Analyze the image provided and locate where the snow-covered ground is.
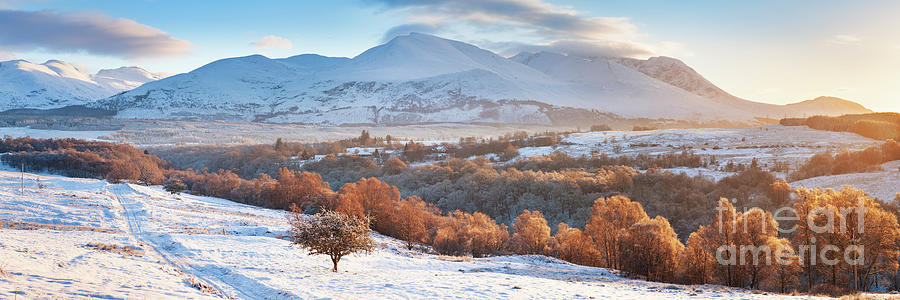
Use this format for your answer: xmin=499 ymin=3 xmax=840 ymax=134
xmin=0 ymin=127 xmax=115 ymax=141
xmin=792 ymin=160 xmax=900 ymax=201
xmin=513 ymin=125 xmax=884 ymax=181
xmin=0 ymin=170 xmax=827 ymax=299
xmin=523 ymin=125 xmax=881 ymax=167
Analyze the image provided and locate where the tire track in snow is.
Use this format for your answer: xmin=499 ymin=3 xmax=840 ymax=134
xmin=107 ymin=183 xmax=294 ymax=299
xmin=107 ymin=183 xmax=238 ymax=299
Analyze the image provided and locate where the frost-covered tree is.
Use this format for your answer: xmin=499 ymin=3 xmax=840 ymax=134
xmin=585 ymin=196 xmax=649 ymax=269
xmin=618 ymin=216 xmax=683 ymax=282
xmin=288 ymin=208 xmax=374 ymax=272
xmin=511 ymin=209 xmax=550 ymax=254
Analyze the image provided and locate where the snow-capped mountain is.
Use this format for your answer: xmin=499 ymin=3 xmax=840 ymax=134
xmin=92 ymin=66 xmax=169 ymax=92
xmin=613 ymin=56 xmax=872 ymax=117
xmin=90 ymin=33 xmax=870 ymax=125
xmin=94 ymin=33 xmax=574 ymax=125
xmin=0 ymin=59 xmax=167 ymax=111
xmin=508 ymin=52 xmax=752 ymax=120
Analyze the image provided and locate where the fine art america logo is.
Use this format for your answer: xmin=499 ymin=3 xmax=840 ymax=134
xmin=715 ymin=197 xmax=866 ymax=267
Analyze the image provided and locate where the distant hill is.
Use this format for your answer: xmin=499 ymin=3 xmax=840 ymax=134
xmin=783 ymin=96 xmax=873 ymax=117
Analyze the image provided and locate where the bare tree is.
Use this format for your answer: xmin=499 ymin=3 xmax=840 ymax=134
xmin=288 ymin=206 xmax=375 ymax=272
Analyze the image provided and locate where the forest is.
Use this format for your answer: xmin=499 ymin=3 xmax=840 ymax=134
xmin=3 ymin=134 xmax=900 ymax=296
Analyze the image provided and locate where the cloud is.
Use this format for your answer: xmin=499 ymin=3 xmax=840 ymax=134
xmin=381 ymin=23 xmax=440 ymax=42
xmin=370 ymin=0 xmax=634 ymax=38
xmin=827 ymin=34 xmax=861 ymax=45
xmin=252 ymin=35 xmax=293 ymax=50
xmin=367 ymin=0 xmax=660 ymax=58
xmin=0 ymin=0 xmax=49 ymax=9
xmin=0 ymin=9 xmax=193 ymax=59
xmin=501 ymin=39 xmax=654 ymax=59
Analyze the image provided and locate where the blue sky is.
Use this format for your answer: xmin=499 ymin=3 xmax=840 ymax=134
xmin=2 ymin=0 xmax=898 ymax=112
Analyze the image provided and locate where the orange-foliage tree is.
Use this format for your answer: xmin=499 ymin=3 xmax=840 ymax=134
xmin=432 ymin=210 xmax=509 ymax=257
xmin=678 ymin=231 xmax=715 ymax=284
xmin=733 ymin=208 xmax=780 ymax=289
xmin=766 ymin=237 xmax=801 ymax=293
xmin=273 ymin=168 xmax=333 ymax=210
xmin=801 ymin=187 xmax=900 ymax=291
xmin=682 ymin=199 xmax=741 ymax=287
xmin=549 ymin=223 xmax=599 ymax=267
xmin=585 ymin=196 xmax=649 ymax=269
xmin=392 ymin=195 xmax=432 ymax=250
xmin=336 ymin=177 xmax=402 ymax=234
xmin=511 ymin=210 xmax=551 ymax=255
xmin=618 ymin=216 xmax=684 ymax=282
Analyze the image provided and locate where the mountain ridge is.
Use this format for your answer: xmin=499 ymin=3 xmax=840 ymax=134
xmin=1 ymin=33 xmax=873 ymax=124
xmin=0 ymin=59 xmax=167 ymax=111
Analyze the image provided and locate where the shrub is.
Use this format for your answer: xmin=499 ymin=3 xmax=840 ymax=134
xmin=590 ymin=124 xmax=613 ymax=132
xmin=164 ymin=178 xmax=187 ymax=195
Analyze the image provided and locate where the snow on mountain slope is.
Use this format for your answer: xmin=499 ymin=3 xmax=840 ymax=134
xmin=0 ymin=60 xmax=110 ymax=110
xmin=332 ymin=33 xmax=555 ymax=84
xmin=0 ymin=169 xmax=825 ymax=299
xmin=0 ymin=59 xmax=166 ymax=111
xmin=614 ymin=57 xmax=872 ymax=117
xmin=92 ymin=33 xmax=873 ymax=125
xmin=94 ymin=34 xmax=573 ymax=125
xmin=509 ymin=52 xmax=751 ymax=120
xmin=93 ymin=66 xmax=169 ymax=91
xmin=613 ymin=56 xmax=734 ymax=100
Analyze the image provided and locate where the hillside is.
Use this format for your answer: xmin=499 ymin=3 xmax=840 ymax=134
xmin=0 ymin=168 xmax=822 ymax=299
xmin=0 ymin=59 xmax=166 ymax=111
xmin=90 ymin=33 xmax=871 ymax=126
xmin=614 ymin=57 xmax=873 ymax=118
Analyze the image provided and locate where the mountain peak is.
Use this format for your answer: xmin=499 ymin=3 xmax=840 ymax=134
xmin=340 ymin=32 xmax=551 ymax=82
xmin=614 ymin=56 xmax=734 ymax=100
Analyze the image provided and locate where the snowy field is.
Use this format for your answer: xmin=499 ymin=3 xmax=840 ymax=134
xmin=518 ymin=125 xmax=881 ymax=168
xmin=792 ymin=160 xmax=900 ymax=201
xmin=0 ymin=170 xmax=830 ymax=299
xmin=0 ymin=127 xmax=115 ymax=141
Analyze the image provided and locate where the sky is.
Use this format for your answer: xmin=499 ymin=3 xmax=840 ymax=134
xmin=1 ymin=0 xmax=898 ymax=112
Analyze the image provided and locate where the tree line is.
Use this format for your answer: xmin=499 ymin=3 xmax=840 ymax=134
xmin=781 ymin=113 xmax=900 ymax=141
xmin=790 ymin=140 xmax=900 ymax=181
